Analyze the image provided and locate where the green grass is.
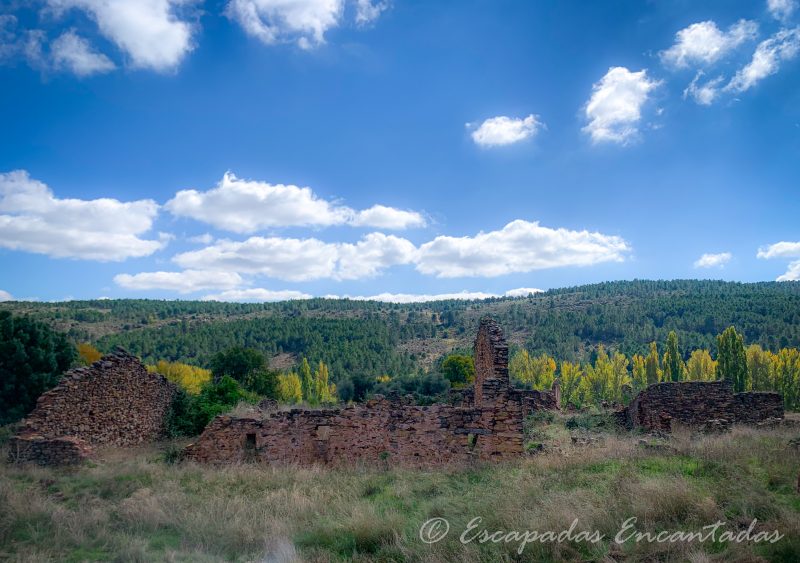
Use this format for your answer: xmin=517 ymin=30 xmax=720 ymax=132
xmin=2 ymin=423 xmax=800 ymax=562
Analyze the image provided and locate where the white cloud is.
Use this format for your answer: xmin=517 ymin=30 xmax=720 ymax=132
xmin=683 ymin=72 xmax=724 ymax=105
xmin=660 ymin=20 xmax=758 ymax=69
xmin=415 ymin=220 xmax=630 ymax=278
xmin=47 ymin=0 xmax=196 ymax=71
xmin=50 ymin=30 xmax=115 ymax=75
xmin=0 ymin=289 xmax=13 ymax=301
xmin=469 ymin=114 xmax=544 ymax=147
xmin=757 ymin=241 xmax=800 ymax=281
xmin=187 ymin=233 xmax=214 ymax=244
xmin=582 ymin=67 xmax=660 ymax=144
xmin=173 ymin=232 xmax=416 ymax=281
xmin=504 ymin=287 xmax=544 ymax=297
xmin=351 ymin=205 xmax=426 ymax=229
xmin=226 ymin=0 xmax=344 ymax=49
xmin=757 ymin=241 xmax=800 ymax=259
xmin=726 ymin=27 xmax=800 ymax=92
xmin=777 ymin=261 xmax=800 ymax=281
xmin=768 ymin=0 xmax=797 ymax=21
xmin=114 ymin=269 xmax=244 ymax=293
xmin=165 ymin=172 xmax=425 ymax=232
xmin=0 ymin=170 xmax=163 ymax=261
xmin=336 ymin=287 xmax=543 ymax=303
xmin=693 ymin=252 xmax=732 ymax=268
xmin=202 ymin=288 xmax=313 ymax=302
xmin=354 ymin=0 xmax=389 ymax=25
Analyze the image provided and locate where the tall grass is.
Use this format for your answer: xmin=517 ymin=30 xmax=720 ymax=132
xmin=1 ymin=421 xmax=799 ymax=562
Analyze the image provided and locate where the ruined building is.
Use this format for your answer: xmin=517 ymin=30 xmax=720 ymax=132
xmin=617 ymin=380 xmax=784 ymax=431
xmin=7 ymin=349 xmax=177 ymax=465
xmin=184 ymin=317 xmax=560 ymax=466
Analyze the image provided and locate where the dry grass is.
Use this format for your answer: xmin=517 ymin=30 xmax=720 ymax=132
xmin=1 ymin=420 xmax=800 ymax=562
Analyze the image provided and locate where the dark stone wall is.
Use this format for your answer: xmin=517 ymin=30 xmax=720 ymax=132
xmin=8 ymin=349 xmax=177 ymax=465
xmin=619 ymin=380 xmax=784 ymax=431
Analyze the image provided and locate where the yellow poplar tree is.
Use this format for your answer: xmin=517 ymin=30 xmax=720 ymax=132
xmin=685 ymin=349 xmax=717 ymax=381
xmin=644 ymin=341 xmax=662 ymax=384
xmin=746 ymin=345 xmax=773 ymax=391
xmin=631 ymin=354 xmax=647 ymax=389
xmin=277 ymin=372 xmax=303 ymax=404
xmin=559 ymin=361 xmax=584 ymax=408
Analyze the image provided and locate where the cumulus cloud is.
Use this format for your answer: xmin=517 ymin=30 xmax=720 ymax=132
xmin=114 ymin=269 xmax=244 ymax=293
xmin=660 ymin=20 xmax=758 ymax=69
xmin=350 ymin=205 xmax=426 ymax=229
xmin=415 ymin=220 xmax=630 ymax=278
xmin=757 ymin=241 xmax=800 ymax=259
xmin=726 ymin=27 xmax=800 ymax=92
xmin=50 ymin=30 xmax=115 ymax=75
xmin=693 ymin=252 xmax=732 ymax=268
xmin=683 ymin=72 xmax=724 ymax=105
xmin=0 ymin=170 xmax=164 ymax=261
xmin=202 ymin=288 xmax=313 ymax=302
xmin=354 ymin=0 xmax=389 ymax=25
xmin=768 ymin=0 xmax=797 ymax=21
xmin=469 ymin=114 xmax=544 ymax=147
xmin=333 ymin=287 xmax=543 ymax=303
xmin=504 ymin=287 xmax=544 ymax=297
xmin=47 ymin=0 xmax=196 ymax=71
xmin=776 ymin=261 xmax=800 ymax=281
xmin=0 ymin=289 xmax=13 ymax=301
xmin=225 ymin=0 xmax=341 ymax=48
xmin=757 ymin=241 xmax=800 ymax=281
xmin=165 ymin=172 xmax=425 ymax=232
xmin=582 ymin=67 xmax=660 ymax=144
xmin=173 ymin=232 xmax=416 ymax=281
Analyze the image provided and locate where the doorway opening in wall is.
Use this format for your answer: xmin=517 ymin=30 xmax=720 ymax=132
xmin=467 ymin=433 xmax=478 ymax=451
xmin=245 ymin=433 xmax=256 ymax=461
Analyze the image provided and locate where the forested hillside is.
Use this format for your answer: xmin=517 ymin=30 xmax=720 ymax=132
xmin=3 ymin=280 xmax=800 ymax=382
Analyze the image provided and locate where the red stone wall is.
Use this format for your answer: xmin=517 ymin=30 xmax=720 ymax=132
xmin=186 ymin=317 xmax=533 ymax=467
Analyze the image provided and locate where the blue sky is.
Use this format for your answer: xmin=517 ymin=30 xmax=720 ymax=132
xmin=1 ymin=0 xmax=799 ymax=303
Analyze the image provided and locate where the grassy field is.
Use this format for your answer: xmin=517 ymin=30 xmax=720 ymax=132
xmin=2 ymin=416 xmax=800 ymax=562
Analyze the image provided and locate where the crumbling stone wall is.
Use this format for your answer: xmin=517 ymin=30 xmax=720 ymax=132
xmin=618 ymin=380 xmax=784 ymax=431
xmin=186 ymin=317 xmax=554 ymax=467
xmin=8 ymin=349 xmax=176 ymax=465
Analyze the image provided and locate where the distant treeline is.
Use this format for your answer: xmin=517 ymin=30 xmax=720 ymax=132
xmin=2 ymin=280 xmax=800 ymax=388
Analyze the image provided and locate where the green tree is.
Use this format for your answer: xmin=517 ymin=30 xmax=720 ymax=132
xmin=441 ymin=354 xmax=475 ymax=387
xmin=209 ymin=346 xmax=266 ymax=384
xmin=717 ymin=326 xmax=747 ymax=392
xmin=663 ymin=331 xmax=684 ymax=382
xmin=0 ymin=311 xmax=75 ymax=424
xmin=300 ymin=357 xmax=314 ymax=402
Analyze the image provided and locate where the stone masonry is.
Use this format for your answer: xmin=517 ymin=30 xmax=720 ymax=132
xmin=185 ymin=317 xmax=561 ymax=467
xmin=617 ymin=380 xmax=784 ymax=431
xmin=8 ymin=348 xmax=177 ymax=465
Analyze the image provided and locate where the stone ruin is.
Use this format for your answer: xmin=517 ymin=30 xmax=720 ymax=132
xmin=184 ymin=317 xmax=561 ymax=467
xmin=6 ymin=318 xmax=785 ymax=468
xmin=7 ymin=349 xmax=177 ymax=465
xmin=616 ymin=379 xmax=784 ymax=432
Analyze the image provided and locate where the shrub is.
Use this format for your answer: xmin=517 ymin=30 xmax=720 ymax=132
xmin=166 ymin=376 xmax=258 ymax=436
